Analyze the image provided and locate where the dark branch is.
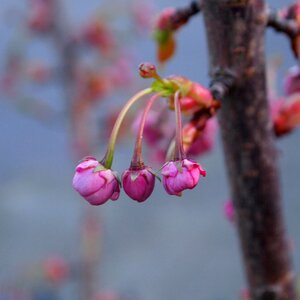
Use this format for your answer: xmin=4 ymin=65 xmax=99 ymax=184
xmin=267 ymin=10 xmax=300 ymax=38
xmin=203 ymin=1 xmax=296 ymax=299
xmin=170 ymin=1 xmax=202 ymax=30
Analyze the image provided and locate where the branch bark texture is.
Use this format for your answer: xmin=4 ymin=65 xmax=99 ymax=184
xmin=202 ymin=1 xmax=296 ymax=299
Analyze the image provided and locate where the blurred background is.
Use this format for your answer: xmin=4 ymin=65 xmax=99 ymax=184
xmin=0 ymin=0 xmax=299 ymax=299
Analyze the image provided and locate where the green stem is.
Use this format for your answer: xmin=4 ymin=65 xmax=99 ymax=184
xmin=131 ymin=93 xmax=161 ymax=167
xmin=174 ymin=90 xmax=186 ymax=160
xmin=102 ymin=88 xmax=153 ymax=169
xmin=153 ymin=73 xmax=165 ymax=84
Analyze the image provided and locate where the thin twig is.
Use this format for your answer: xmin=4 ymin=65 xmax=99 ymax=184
xmin=170 ymin=1 xmax=202 ymax=30
xmin=267 ymin=10 xmax=300 ymax=38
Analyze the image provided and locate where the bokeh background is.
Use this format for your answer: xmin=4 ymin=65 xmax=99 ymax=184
xmin=0 ymin=0 xmax=299 ymax=299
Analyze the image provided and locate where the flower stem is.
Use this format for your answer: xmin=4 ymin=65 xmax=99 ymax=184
xmin=103 ymin=88 xmax=153 ymax=169
xmin=174 ymin=90 xmax=185 ymax=160
xmin=153 ymin=73 xmax=165 ymax=84
xmin=131 ymin=93 xmax=161 ymax=167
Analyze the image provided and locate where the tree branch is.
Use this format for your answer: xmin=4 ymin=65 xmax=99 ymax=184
xmin=202 ymin=1 xmax=296 ymax=299
xmin=267 ymin=10 xmax=300 ymax=38
xmin=169 ymin=1 xmax=202 ymax=30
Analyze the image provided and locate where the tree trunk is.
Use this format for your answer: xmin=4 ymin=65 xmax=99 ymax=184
xmin=202 ymin=1 xmax=297 ymax=299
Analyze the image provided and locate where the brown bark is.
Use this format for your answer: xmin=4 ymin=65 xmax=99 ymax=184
xmin=202 ymin=1 xmax=297 ymax=299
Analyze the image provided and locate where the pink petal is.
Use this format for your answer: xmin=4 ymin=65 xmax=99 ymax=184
xmin=72 ymin=170 xmax=105 ymax=197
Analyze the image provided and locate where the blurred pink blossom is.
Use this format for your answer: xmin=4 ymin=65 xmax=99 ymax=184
xmin=284 ymin=65 xmax=300 ymax=96
xmin=43 ymin=256 xmax=68 ymax=283
xmin=26 ymin=62 xmax=50 ymax=82
xmin=28 ymin=0 xmax=54 ymax=32
xmin=224 ymin=200 xmax=235 ymax=223
xmin=187 ymin=117 xmax=218 ymax=157
xmin=81 ymin=19 xmax=115 ymax=54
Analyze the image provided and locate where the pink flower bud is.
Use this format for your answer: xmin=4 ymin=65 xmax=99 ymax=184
xmin=138 ymin=62 xmax=157 ymax=78
xmin=187 ymin=82 xmax=213 ymax=108
xmin=168 ymin=76 xmax=213 ymax=113
xmin=155 ymin=8 xmax=175 ymax=30
xmin=161 ymin=159 xmax=206 ymax=196
xmin=122 ymin=167 xmax=155 ymax=202
xmin=271 ymin=96 xmax=300 ymax=137
xmin=72 ymin=157 xmax=120 ymax=205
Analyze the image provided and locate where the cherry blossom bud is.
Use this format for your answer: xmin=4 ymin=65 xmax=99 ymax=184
xmin=271 ymin=95 xmax=300 ymax=137
xmin=161 ymin=159 xmax=206 ymax=196
xmin=187 ymin=82 xmax=213 ymax=108
xmin=168 ymin=76 xmax=213 ymax=113
xmin=122 ymin=166 xmax=155 ymax=202
xmin=155 ymin=8 xmax=175 ymax=30
xmin=72 ymin=157 xmax=120 ymax=205
xmin=138 ymin=62 xmax=157 ymax=78
xmin=178 ymin=96 xmax=200 ymax=113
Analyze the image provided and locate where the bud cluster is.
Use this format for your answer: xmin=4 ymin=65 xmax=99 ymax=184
xmin=72 ymin=63 xmax=219 ymax=205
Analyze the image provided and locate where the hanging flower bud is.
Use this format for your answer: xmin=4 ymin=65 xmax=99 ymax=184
xmin=161 ymin=159 xmax=206 ymax=196
xmin=72 ymin=157 xmax=120 ymax=205
xmin=122 ymin=166 xmax=155 ymax=202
